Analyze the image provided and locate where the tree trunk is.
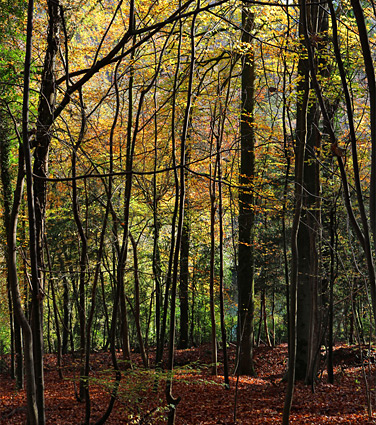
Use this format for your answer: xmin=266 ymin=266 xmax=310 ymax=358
xmin=129 ymin=233 xmax=149 ymax=368
xmin=62 ymin=271 xmax=70 ymax=355
xmin=261 ymin=289 xmax=272 ymax=347
xmin=237 ymin=6 xmax=255 ymax=376
xmin=178 ymin=167 xmax=190 ymax=350
xmin=8 ymin=147 xmax=38 ymax=425
xmin=283 ymin=2 xmax=310 ymax=422
xmin=119 ymin=282 xmax=132 ymax=365
xmin=71 ymin=108 xmax=88 ymax=401
xmin=0 ymin=109 xmax=24 ymax=389
xmin=217 ymin=126 xmax=230 ymax=388
xmin=209 ymin=142 xmax=218 ymax=375
xmin=350 ymin=0 xmax=376 ymax=325
xmin=296 ymin=2 xmax=324 ymax=385
xmin=45 ymin=240 xmax=63 ymax=378
xmin=22 ymin=0 xmax=49 ymax=422
xmin=31 ymin=1 xmax=61 ymax=421
xmin=327 ymin=206 xmax=337 ymax=383
xmin=166 ymin=7 xmax=197 ymax=422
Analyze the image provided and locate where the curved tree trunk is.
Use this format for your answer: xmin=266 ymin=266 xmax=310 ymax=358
xmin=9 ymin=148 xmax=38 ymax=425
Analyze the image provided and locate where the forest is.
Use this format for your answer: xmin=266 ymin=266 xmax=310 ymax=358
xmin=1 ymin=0 xmax=376 ymax=423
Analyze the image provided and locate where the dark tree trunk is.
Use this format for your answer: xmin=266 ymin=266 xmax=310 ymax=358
xmin=8 ymin=161 xmax=38 ymax=425
xmin=327 ymin=206 xmax=337 ymax=384
xmin=45 ymin=241 xmax=63 ymax=378
xmin=178 ymin=169 xmax=190 ymax=350
xmin=209 ymin=150 xmax=218 ymax=375
xmin=119 ymin=282 xmax=132 ymax=364
xmin=296 ymin=3 xmax=325 ymax=385
xmin=13 ymin=3 xmax=39 ymax=423
xmin=237 ymin=7 xmax=255 ymax=376
xmin=218 ymin=65 xmax=232 ymax=387
xmin=152 ymin=137 xmax=162 ymax=356
xmin=30 ymin=1 xmax=61 ymax=421
xmin=166 ymin=7 xmax=198 ymax=422
xmin=0 ymin=110 xmax=24 ymax=389
xmin=129 ymin=234 xmax=149 ymax=368
xmin=261 ymin=289 xmax=271 ymax=347
xmin=71 ymin=107 xmax=88 ymax=401
xmin=283 ymin=2 xmax=310 ymax=422
xmin=350 ymin=0 xmax=376 ymax=325
xmin=61 ymin=271 xmax=70 ymax=355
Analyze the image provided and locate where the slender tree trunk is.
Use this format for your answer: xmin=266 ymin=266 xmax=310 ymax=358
xmin=271 ymin=287 xmax=275 ymax=347
xmin=30 ymin=1 xmax=61 ymax=421
xmin=116 ymin=33 xmax=137 ymax=370
xmin=9 ymin=148 xmax=38 ymax=425
xmin=71 ymin=101 xmax=89 ymax=401
xmin=217 ymin=132 xmax=230 ymax=388
xmin=100 ymin=272 xmax=110 ymax=350
xmin=7 ymin=290 xmax=15 ymax=379
xmin=281 ymin=21 xmax=292 ymax=349
xmin=178 ymin=205 xmax=190 ymax=350
xmin=84 ymin=196 xmax=111 ymax=424
xmin=119 ymin=282 xmax=132 ymax=364
xmin=166 ymin=5 xmax=198 ymax=422
xmin=152 ymin=100 xmax=162 ymax=355
xmin=327 ymin=205 xmax=337 ymax=383
xmin=209 ymin=144 xmax=218 ymax=375
xmin=178 ymin=155 xmax=190 ymax=350
xmin=94 ymin=9 xmax=138 ymax=417
xmin=22 ymin=0 xmax=46 ymax=422
xmin=129 ymin=234 xmax=149 ymax=368
xmin=0 ymin=110 xmax=24 ymax=389
xmin=14 ymin=314 xmax=23 ymax=388
xmin=45 ymin=240 xmax=63 ymax=378
xmin=62 ymin=272 xmax=70 ymax=355
xmin=94 ymin=260 xmax=122 ymax=425
xmin=156 ymin=18 xmax=182 ymax=367
xmin=283 ymin=3 xmax=310 ymax=421
xmin=210 ymin=204 xmax=218 ymax=374
xmin=190 ymin=276 xmax=196 ymax=346
xmin=261 ymin=289 xmax=271 ymax=347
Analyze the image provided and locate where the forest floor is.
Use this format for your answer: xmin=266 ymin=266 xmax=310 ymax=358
xmin=1 ymin=343 xmax=376 ymax=424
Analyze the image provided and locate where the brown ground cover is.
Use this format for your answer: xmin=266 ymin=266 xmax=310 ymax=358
xmin=1 ymin=344 xmax=375 ymax=424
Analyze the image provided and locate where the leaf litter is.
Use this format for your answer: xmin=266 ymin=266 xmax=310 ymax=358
xmin=1 ymin=344 xmax=376 ymax=424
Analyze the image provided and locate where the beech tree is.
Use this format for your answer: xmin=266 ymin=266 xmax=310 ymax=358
xmin=296 ymin=2 xmax=328 ymax=385
xmin=237 ymin=5 xmax=256 ymax=376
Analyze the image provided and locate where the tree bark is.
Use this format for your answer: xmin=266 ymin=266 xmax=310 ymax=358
xmin=129 ymin=233 xmax=149 ymax=368
xmin=9 ymin=148 xmax=38 ymax=425
xmin=295 ymin=2 xmax=325 ymax=384
xmin=283 ymin=2 xmax=310 ymax=421
xmin=237 ymin=6 xmax=256 ymax=376
xmin=0 ymin=109 xmax=24 ymax=389
xmin=21 ymin=0 xmax=46 ymax=422
xmin=178 ymin=157 xmax=190 ymax=350
xmin=350 ymin=0 xmax=376 ymax=323
xmin=166 ymin=5 xmax=198 ymax=422
xmin=71 ymin=97 xmax=88 ymax=401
